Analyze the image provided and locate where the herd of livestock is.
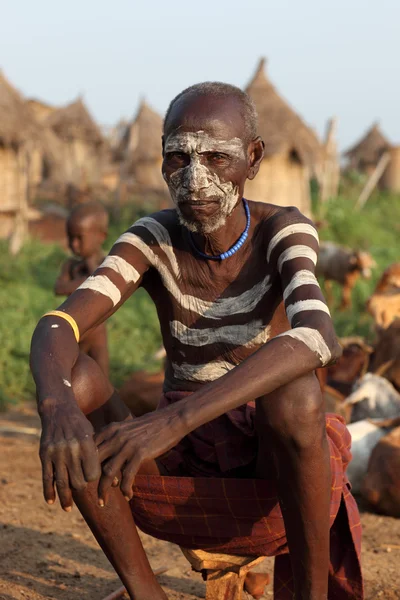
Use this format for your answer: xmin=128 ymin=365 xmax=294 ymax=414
xmin=119 ymin=241 xmax=400 ymax=519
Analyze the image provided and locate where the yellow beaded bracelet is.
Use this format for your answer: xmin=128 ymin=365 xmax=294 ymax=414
xmin=41 ymin=310 xmax=80 ymax=343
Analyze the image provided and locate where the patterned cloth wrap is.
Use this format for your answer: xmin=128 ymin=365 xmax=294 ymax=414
xmin=130 ymin=392 xmax=363 ymax=599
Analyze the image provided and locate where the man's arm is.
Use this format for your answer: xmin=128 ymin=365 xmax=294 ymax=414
xmin=31 ymin=224 xmax=153 ymax=507
xmin=181 ymin=209 xmax=341 ymax=428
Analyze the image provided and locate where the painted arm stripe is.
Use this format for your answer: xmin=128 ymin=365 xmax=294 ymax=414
xmin=170 ymin=319 xmax=271 ymax=348
xmin=100 ymin=255 xmax=140 ymax=284
xmin=116 ymin=232 xmax=272 ymax=319
xmin=77 ymin=275 xmax=121 ymax=306
xmin=283 ymin=270 xmax=321 ymax=302
xmin=132 ymin=217 xmax=181 ymax=277
xmin=267 ymin=223 xmax=319 ymax=262
xmin=277 ymin=245 xmax=317 ymax=274
xmin=172 ymin=360 xmax=236 ymax=383
xmin=276 ymin=327 xmax=331 ymax=366
xmin=286 ymin=299 xmax=330 ymax=324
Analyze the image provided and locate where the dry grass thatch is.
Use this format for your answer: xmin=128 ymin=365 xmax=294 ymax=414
xmin=26 ymin=98 xmax=57 ymax=123
xmin=45 ymin=98 xmax=104 ymax=145
xmin=245 ymin=58 xmax=322 ymax=171
xmin=344 ymin=123 xmax=391 ymax=167
xmin=0 ymin=71 xmax=66 ymax=176
xmin=122 ymin=99 xmax=163 ymax=165
xmin=0 ymin=71 xmax=42 ymax=147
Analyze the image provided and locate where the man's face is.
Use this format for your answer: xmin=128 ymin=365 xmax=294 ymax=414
xmin=162 ymin=94 xmax=257 ymax=234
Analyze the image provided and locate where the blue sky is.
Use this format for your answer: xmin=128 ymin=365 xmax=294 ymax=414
xmin=1 ymin=0 xmax=398 ymax=149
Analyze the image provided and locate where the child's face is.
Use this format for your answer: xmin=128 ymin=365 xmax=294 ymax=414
xmin=67 ymin=217 xmax=105 ymax=259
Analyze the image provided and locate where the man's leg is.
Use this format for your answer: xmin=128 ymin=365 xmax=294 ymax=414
xmin=255 ymin=373 xmax=330 ymax=600
xmin=69 ymin=353 xmax=167 ymax=600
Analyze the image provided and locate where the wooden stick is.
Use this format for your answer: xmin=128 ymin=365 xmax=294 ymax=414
xmin=101 ymin=566 xmax=170 ymax=600
xmin=319 ymin=116 xmax=340 ymax=203
xmin=0 ymin=424 xmax=41 ymax=437
xmin=356 ymin=152 xmax=391 ymax=209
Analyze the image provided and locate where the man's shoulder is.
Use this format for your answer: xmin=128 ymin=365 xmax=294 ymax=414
xmin=130 ymin=208 xmax=179 ymax=235
xmin=248 ymin=201 xmax=315 ymax=237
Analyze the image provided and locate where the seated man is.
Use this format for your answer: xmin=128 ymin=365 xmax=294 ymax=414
xmin=30 ymin=82 xmax=363 ymax=600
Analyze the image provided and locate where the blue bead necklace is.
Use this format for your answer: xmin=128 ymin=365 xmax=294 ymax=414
xmin=188 ymin=198 xmax=250 ymax=261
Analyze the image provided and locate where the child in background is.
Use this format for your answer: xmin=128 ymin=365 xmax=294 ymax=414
xmin=55 ymin=201 xmax=110 ymax=376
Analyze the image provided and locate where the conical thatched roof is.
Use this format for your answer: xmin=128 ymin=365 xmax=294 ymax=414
xmin=45 ymin=98 xmax=103 ymax=145
xmin=26 ymin=98 xmax=57 ymax=123
xmin=245 ymin=58 xmax=321 ymax=169
xmin=122 ymin=99 xmax=162 ymax=163
xmin=0 ymin=70 xmax=42 ymax=147
xmin=344 ymin=123 xmax=391 ymax=166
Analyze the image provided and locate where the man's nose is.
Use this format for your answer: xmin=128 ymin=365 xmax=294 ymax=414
xmin=185 ymin=160 xmax=210 ymax=191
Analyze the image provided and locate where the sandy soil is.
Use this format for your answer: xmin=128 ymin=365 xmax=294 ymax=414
xmin=0 ymin=404 xmax=399 ymax=600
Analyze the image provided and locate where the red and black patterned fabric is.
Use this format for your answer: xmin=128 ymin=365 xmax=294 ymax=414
xmin=130 ymin=397 xmax=363 ymax=599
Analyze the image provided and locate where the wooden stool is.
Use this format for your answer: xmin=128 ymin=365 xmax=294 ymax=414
xmin=181 ymin=548 xmax=266 ymax=600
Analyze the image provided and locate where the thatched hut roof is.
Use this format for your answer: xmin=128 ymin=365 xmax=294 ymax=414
xmin=45 ymin=98 xmax=104 ymax=145
xmin=122 ymin=99 xmax=162 ymax=164
xmin=245 ymin=58 xmax=321 ymax=170
xmin=0 ymin=70 xmax=42 ymax=147
xmin=26 ymin=98 xmax=57 ymax=123
xmin=344 ymin=123 xmax=391 ymax=166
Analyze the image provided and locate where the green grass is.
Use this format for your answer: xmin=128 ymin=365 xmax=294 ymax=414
xmin=1 ymin=188 xmax=399 ymax=410
xmin=0 ymin=226 xmax=161 ymax=410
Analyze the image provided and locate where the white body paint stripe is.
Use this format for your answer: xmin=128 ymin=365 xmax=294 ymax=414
xmin=116 ymin=232 xmax=272 ymax=319
xmin=286 ymin=299 xmax=330 ymax=324
xmin=164 ymin=131 xmax=246 ymax=159
xmin=133 ymin=217 xmax=181 ymax=277
xmin=276 ymin=327 xmax=331 ymax=366
xmin=100 ymin=255 xmax=140 ymax=284
xmin=170 ymin=320 xmax=271 ymax=348
xmin=277 ymin=246 xmax=317 ymax=274
xmin=267 ymin=223 xmax=319 ymax=262
xmin=78 ymin=275 xmax=121 ymax=306
xmin=283 ymin=270 xmax=320 ymax=302
xmin=172 ymin=360 xmax=236 ymax=382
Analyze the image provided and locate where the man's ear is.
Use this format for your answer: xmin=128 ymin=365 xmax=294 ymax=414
xmin=247 ymin=137 xmax=264 ymax=181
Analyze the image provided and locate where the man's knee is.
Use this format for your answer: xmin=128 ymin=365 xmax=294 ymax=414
xmin=256 ymin=373 xmax=326 ymax=450
xmin=71 ymin=352 xmax=114 ymax=415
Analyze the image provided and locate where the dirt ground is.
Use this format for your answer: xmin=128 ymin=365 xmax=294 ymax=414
xmin=0 ymin=404 xmax=399 ymax=600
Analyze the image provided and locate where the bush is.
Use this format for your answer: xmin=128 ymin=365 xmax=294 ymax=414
xmin=316 ymin=191 xmax=400 ymax=339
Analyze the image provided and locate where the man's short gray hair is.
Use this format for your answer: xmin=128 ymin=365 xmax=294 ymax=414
xmin=163 ymin=82 xmax=258 ymax=142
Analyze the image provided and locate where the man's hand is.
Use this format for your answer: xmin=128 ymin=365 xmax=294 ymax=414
xmin=39 ymin=395 xmax=101 ymax=511
xmin=95 ymin=404 xmax=187 ymax=504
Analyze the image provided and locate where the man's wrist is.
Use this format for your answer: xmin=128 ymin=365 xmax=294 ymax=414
xmin=177 ymin=395 xmax=199 ymax=435
xmin=37 ymin=389 xmax=75 ymax=417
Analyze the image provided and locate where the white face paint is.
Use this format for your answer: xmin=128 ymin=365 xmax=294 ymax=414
xmin=163 ymin=131 xmax=245 ymax=234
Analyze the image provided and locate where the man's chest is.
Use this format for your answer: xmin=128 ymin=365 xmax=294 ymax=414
xmin=144 ymin=244 xmax=282 ymax=326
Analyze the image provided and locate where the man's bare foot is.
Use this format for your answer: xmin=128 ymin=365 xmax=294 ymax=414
xmin=244 ymin=571 xmax=270 ymax=599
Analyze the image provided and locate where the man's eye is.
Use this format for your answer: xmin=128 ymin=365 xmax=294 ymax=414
xmin=166 ymin=152 xmax=187 ymax=162
xmin=207 ymin=153 xmax=229 ymax=163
